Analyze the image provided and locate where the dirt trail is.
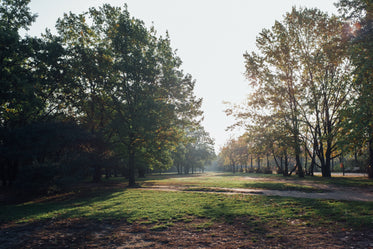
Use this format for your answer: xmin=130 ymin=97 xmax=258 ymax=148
xmin=142 ymin=185 xmax=373 ymax=202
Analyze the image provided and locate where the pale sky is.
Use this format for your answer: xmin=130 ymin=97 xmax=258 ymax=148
xmin=24 ymin=0 xmax=339 ymax=152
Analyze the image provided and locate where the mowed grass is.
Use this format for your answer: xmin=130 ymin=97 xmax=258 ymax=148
xmin=139 ymin=173 xmax=325 ymax=192
xmin=1 ymin=173 xmax=372 ymax=232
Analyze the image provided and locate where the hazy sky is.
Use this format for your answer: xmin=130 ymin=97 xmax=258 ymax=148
xmin=25 ymin=0 xmax=339 ymax=152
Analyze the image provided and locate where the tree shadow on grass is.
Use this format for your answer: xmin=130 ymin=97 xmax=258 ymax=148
xmin=199 ymin=200 xmax=269 ymax=235
xmin=272 ymin=196 xmax=373 ymax=230
xmin=306 ymin=198 xmax=373 ymax=229
xmin=0 ymin=182 xmax=134 ymax=224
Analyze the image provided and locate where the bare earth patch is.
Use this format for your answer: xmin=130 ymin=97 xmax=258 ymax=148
xmin=1 ymin=217 xmax=372 ymax=248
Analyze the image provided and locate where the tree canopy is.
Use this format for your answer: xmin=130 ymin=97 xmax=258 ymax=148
xmin=0 ymin=1 xmax=212 ymax=191
xmin=225 ymin=4 xmax=372 ymax=179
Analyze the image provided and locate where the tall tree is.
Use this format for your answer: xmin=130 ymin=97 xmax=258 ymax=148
xmin=287 ymin=8 xmax=352 ymax=177
xmin=243 ymin=10 xmax=305 ymax=177
xmin=229 ymin=7 xmax=352 ymax=178
xmin=0 ymin=0 xmax=38 ymax=127
xmin=337 ymin=0 xmax=373 ymax=178
xmin=54 ymin=4 xmax=203 ymax=186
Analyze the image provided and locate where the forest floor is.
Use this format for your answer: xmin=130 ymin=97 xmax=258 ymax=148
xmin=1 ymin=173 xmax=373 ymax=248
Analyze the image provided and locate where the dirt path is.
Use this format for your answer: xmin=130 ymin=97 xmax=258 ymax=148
xmin=142 ymin=185 xmax=373 ymax=202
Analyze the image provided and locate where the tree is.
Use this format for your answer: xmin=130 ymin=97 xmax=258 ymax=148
xmin=0 ymin=0 xmax=38 ymax=127
xmin=54 ymin=4 xmax=203 ymax=186
xmin=0 ymin=0 xmax=73 ymax=187
xmin=337 ymin=0 xmax=373 ymax=178
xmin=219 ymin=137 xmax=248 ymax=173
xmin=287 ymin=8 xmax=352 ymax=177
xmin=242 ymin=9 xmax=305 ymax=177
xmin=228 ymin=7 xmax=352 ymax=178
xmin=174 ymin=126 xmax=215 ymax=174
xmin=1 ymin=1 xmax=204 ymax=189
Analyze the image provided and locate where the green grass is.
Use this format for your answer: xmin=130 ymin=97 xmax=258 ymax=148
xmin=1 ymin=173 xmax=372 ymax=235
xmin=139 ymin=173 xmax=324 ymax=192
xmin=1 ymin=185 xmax=372 ymax=231
xmin=139 ymin=172 xmax=373 ymax=190
xmin=302 ymin=175 xmax=373 ymax=188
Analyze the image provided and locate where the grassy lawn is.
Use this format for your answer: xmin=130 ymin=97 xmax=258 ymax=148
xmin=1 ymin=188 xmax=372 ymax=229
xmin=137 ymin=172 xmax=373 ymax=192
xmin=1 ymin=173 xmax=372 ymax=248
xmin=1 ymin=173 xmax=372 ymax=228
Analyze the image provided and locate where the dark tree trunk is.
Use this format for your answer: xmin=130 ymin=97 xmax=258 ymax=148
xmin=323 ymin=146 xmax=332 ymax=178
xmin=296 ymin=153 xmax=304 ymax=177
xmin=284 ymin=152 xmax=289 ymax=176
xmin=309 ymin=143 xmax=316 ymax=176
xmin=368 ymin=138 xmax=373 ymax=179
xmin=177 ymin=163 xmax=182 ymax=174
xmin=128 ymin=136 xmax=136 ymax=187
xmin=93 ymin=164 xmax=102 ymax=182
xmin=304 ymin=144 xmax=308 ymax=175
xmin=354 ymin=148 xmax=359 ymax=168
xmin=184 ymin=165 xmax=189 ymax=174
xmin=273 ymin=154 xmax=282 ymax=174
xmin=138 ymin=168 xmax=146 ymax=178
xmin=105 ymin=168 xmax=111 ymax=179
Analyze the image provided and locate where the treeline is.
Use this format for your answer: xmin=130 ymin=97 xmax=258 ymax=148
xmin=0 ymin=0 xmax=215 ymax=194
xmin=222 ymin=1 xmax=372 ymax=178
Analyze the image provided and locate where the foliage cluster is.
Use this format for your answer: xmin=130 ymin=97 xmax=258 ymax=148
xmin=222 ymin=1 xmax=373 ymax=179
xmin=0 ymin=0 xmax=214 ymax=193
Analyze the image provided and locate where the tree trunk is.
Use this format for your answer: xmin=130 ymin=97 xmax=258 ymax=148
xmin=273 ymin=154 xmax=282 ymax=174
xmin=105 ymin=167 xmax=111 ymax=179
xmin=184 ymin=165 xmax=189 ymax=174
xmin=128 ymin=136 xmax=136 ymax=187
xmin=93 ymin=164 xmax=102 ymax=182
xmin=304 ymin=144 xmax=308 ymax=175
xmin=294 ymin=132 xmax=304 ymax=177
xmin=296 ymin=153 xmax=304 ymax=177
xmin=368 ymin=138 xmax=373 ymax=178
xmin=309 ymin=142 xmax=317 ymax=176
xmin=138 ymin=168 xmax=146 ymax=178
xmin=284 ymin=151 xmax=289 ymax=176
xmin=354 ymin=147 xmax=359 ymax=169
xmin=323 ymin=145 xmax=332 ymax=177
